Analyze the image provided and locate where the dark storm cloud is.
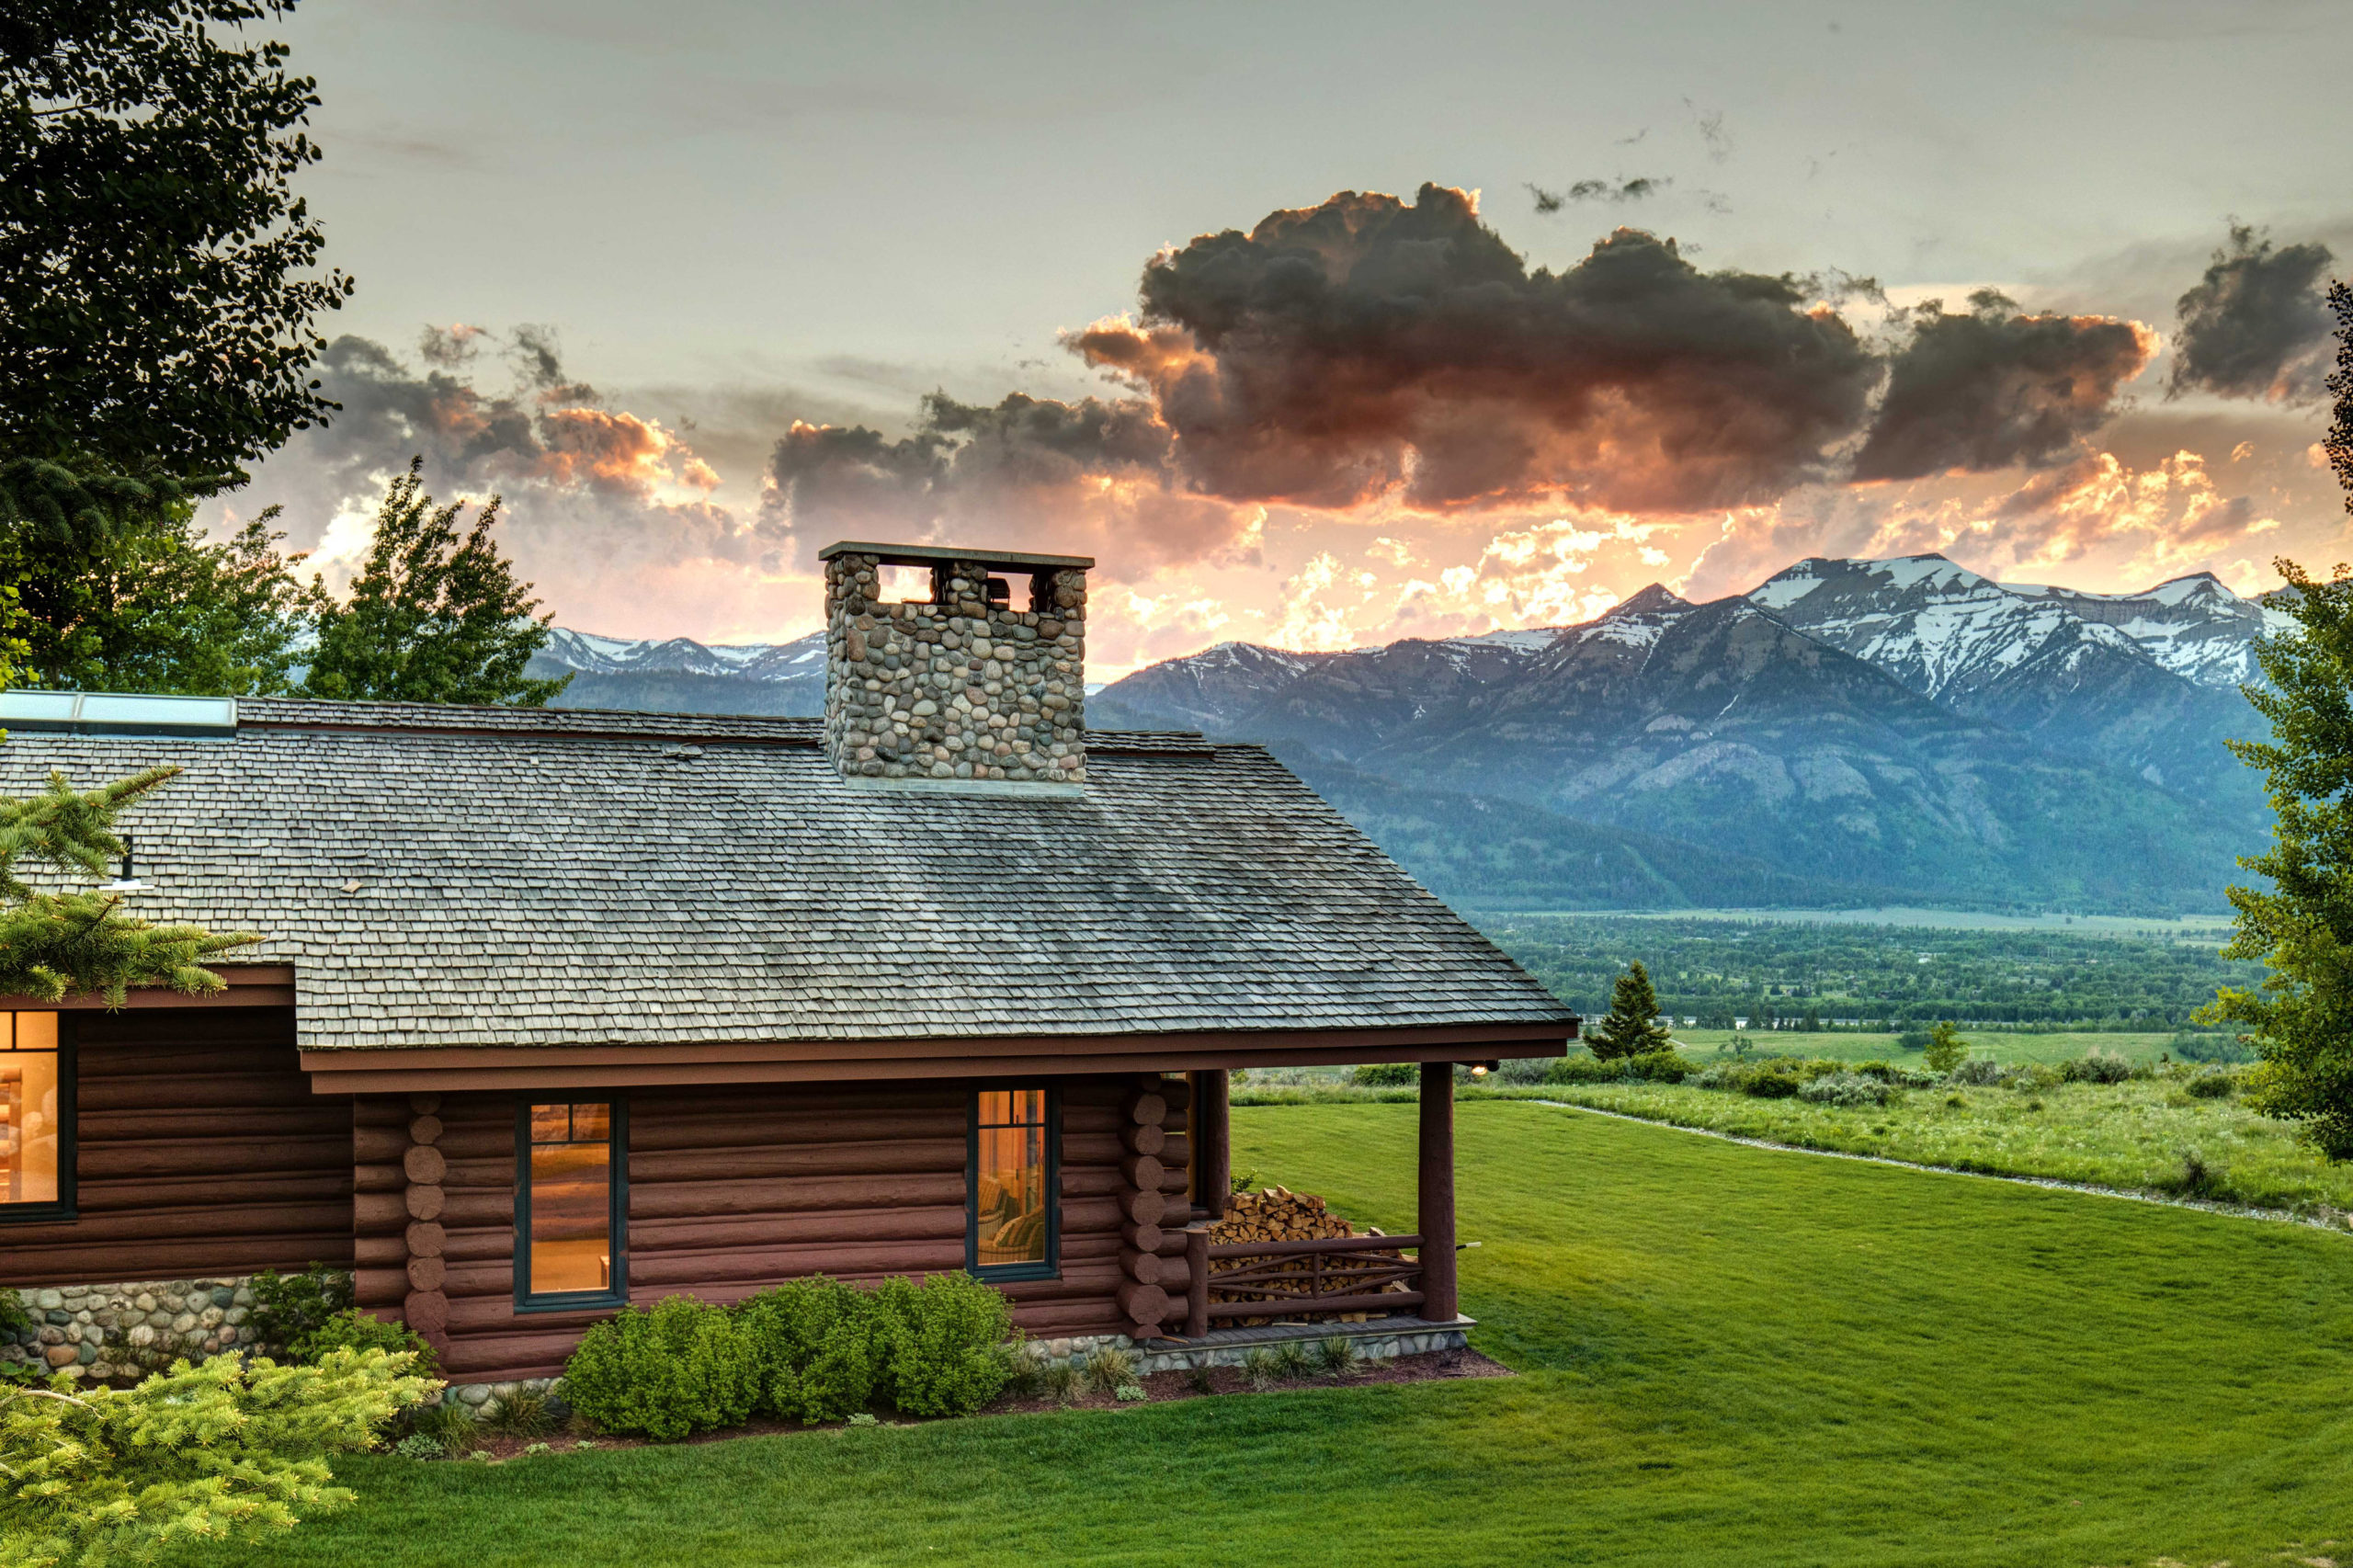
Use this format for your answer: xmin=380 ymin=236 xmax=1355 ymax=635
xmin=1071 ymin=184 xmax=1881 ymax=511
xmin=1850 ymin=290 xmax=2155 ymax=482
xmin=2167 ymin=223 xmax=2337 ymax=403
xmin=763 ymin=392 xmax=1248 ymax=576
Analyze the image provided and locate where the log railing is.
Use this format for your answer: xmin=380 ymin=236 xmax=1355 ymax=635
xmin=1200 ymin=1233 xmax=1426 ymax=1325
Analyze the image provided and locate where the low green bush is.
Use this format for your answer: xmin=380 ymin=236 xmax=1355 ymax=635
xmin=570 ymin=1274 xmax=1021 ymax=1438
xmin=296 ymin=1308 xmax=438 ymax=1371
xmin=2060 ymin=1049 xmax=2136 ymax=1085
xmin=874 ymin=1273 xmax=1011 ymax=1417
xmin=1352 ymin=1062 xmax=1418 ymax=1086
xmin=1694 ymin=1057 xmax=1824 ymax=1098
xmin=2187 ymin=1069 xmax=2239 ymax=1099
xmin=1893 ymin=1029 xmax=1933 ymax=1053
xmin=1800 ymin=1072 xmax=1900 ymax=1108
xmin=2172 ymin=1031 xmax=2256 ymax=1064
xmin=247 ymin=1264 xmax=354 ymax=1359
xmin=1548 ymin=1050 xmax=1690 ymax=1086
xmin=561 ymin=1295 xmax=760 ymax=1440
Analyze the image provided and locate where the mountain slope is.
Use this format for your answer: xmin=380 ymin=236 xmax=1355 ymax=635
xmin=530 ymin=630 xmax=827 ymax=716
xmin=1748 ymin=554 xmax=2262 ymax=800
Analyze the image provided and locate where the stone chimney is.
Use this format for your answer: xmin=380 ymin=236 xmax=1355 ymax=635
xmin=819 ymin=541 xmax=1093 ymax=787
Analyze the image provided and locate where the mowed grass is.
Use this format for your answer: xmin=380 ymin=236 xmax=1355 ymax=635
xmin=192 ymin=1103 xmax=2353 ymax=1568
xmin=1542 ymin=1077 xmax=2353 ymax=1216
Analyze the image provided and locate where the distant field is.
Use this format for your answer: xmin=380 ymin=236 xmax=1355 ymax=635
xmin=211 ymin=1104 xmax=2353 ymax=1567
xmin=1663 ymin=1028 xmax=2204 ymax=1067
xmin=1483 ymin=906 xmax=2239 ymax=935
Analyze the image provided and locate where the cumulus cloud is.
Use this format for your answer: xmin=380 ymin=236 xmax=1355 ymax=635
xmin=1851 ymin=290 xmax=2156 ymax=481
xmin=1072 ymin=184 xmax=1881 ymax=513
xmin=2167 ymin=223 xmax=2337 ymax=403
xmin=762 ymin=391 xmax=1261 ymax=580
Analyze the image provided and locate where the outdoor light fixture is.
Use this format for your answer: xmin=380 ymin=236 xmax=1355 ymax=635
xmin=1469 ymin=1063 xmax=1490 ymax=1078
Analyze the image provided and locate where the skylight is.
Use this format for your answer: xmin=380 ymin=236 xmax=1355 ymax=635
xmin=0 ymin=691 xmax=237 ymax=737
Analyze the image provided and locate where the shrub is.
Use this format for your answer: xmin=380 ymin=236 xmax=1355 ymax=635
xmin=561 ymin=1296 xmax=759 ymax=1440
xmin=1799 ymin=1072 xmax=1899 ymax=1108
xmin=1112 ymin=1381 xmax=1147 ymax=1402
xmin=1696 ymin=1057 xmax=1810 ymax=1098
xmin=1848 ymin=1061 xmax=1939 ymax=1088
xmin=874 ymin=1273 xmax=1012 ymax=1418
xmin=2188 ymin=1068 xmax=2239 ymax=1099
xmin=247 ymin=1265 xmax=353 ymax=1359
xmin=1241 ymin=1346 xmax=1280 ymax=1391
xmin=1550 ymin=1050 xmax=1691 ymax=1086
xmin=0 ymin=1348 xmax=432 ymax=1567
xmin=1893 ymin=1028 xmax=1933 ymax=1053
xmin=295 ymin=1308 xmax=437 ymax=1371
xmin=392 ymin=1433 xmax=444 ymax=1460
xmin=1352 ymin=1062 xmax=1417 ymax=1086
xmin=737 ymin=1277 xmax=881 ymax=1425
xmin=1083 ymin=1344 xmax=1138 ymax=1397
xmin=995 ymin=1338 xmax=1043 ymax=1401
xmin=2060 ymin=1049 xmax=2135 ymax=1085
xmin=399 ymin=1397 xmax=477 ymax=1458
xmin=1947 ymin=1058 xmax=2008 ymax=1087
xmin=1493 ymin=1055 xmax=1552 ymax=1085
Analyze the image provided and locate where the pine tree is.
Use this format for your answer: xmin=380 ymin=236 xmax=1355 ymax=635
xmin=303 ymin=460 xmax=570 ymax=707
xmin=2200 ymin=290 xmax=2353 ymax=1160
xmin=1589 ymin=960 xmax=1672 ymax=1061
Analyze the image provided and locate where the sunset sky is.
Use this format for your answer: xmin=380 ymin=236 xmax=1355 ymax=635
xmin=209 ymin=0 xmax=2353 ymax=677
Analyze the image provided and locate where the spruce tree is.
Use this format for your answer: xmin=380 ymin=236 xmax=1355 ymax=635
xmin=1589 ymin=960 xmax=1672 ymax=1060
xmin=2203 ymin=288 xmax=2353 ymax=1159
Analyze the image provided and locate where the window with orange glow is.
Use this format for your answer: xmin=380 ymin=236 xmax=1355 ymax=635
xmin=970 ymin=1088 xmax=1055 ymax=1278
xmin=0 ymin=1014 xmax=65 ymax=1215
xmin=517 ymin=1100 xmax=626 ymax=1308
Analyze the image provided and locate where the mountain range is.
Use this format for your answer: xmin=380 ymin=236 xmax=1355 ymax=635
xmin=529 ymin=555 xmax=2290 ymax=915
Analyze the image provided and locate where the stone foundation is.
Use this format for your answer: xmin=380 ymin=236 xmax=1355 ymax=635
xmin=1017 ymin=1317 xmax=1472 ymax=1377
xmin=4 ymin=1278 xmax=261 ymax=1383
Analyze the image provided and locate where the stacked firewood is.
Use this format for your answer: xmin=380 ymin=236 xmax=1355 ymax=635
xmin=1208 ymin=1187 xmax=1409 ymax=1324
xmin=1209 ymin=1186 xmax=1355 ymax=1244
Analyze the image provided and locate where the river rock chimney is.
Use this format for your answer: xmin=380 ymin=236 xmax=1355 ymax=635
xmin=818 ymin=541 xmax=1093 ymax=787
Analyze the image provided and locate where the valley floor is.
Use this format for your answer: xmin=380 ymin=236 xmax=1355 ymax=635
xmin=198 ymin=1103 xmax=2353 ymax=1568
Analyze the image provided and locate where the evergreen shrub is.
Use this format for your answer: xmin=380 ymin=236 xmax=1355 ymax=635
xmin=737 ymin=1276 xmax=881 ymax=1424
xmin=561 ymin=1295 xmax=758 ymax=1440
xmin=247 ymin=1265 xmax=353 ymax=1359
xmin=297 ymin=1308 xmax=437 ymax=1370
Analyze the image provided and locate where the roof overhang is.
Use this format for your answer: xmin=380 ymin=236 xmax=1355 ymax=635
xmin=298 ymin=1018 xmax=1577 ymax=1094
xmin=0 ymin=963 xmax=296 ymax=1011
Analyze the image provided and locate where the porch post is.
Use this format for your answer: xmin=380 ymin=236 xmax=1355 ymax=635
xmin=1202 ymin=1069 xmax=1231 ymax=1220
xmin=1417 ymin=1061 xmax=1458 ymax=1324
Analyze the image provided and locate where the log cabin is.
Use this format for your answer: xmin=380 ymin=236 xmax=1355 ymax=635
xmin=0 ymin=541 xmax=1577 ymax=1388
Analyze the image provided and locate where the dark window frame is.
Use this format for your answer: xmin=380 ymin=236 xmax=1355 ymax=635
xmin=513 ymin=1096 xmax=629 ymax=1313
xmin=966 ymin=1085 xmax=1059 ymax=1281
xmin=0 ymin=1013 xmax=74 ymax=1225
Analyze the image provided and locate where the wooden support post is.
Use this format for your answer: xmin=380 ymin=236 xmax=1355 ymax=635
xmin=1202 ymin=1069 xmax=1231 ymax=1221
xmin=1417 ymin=1061 xmax=1458 ymax=1324
xmin=1184 ymin=1224 xmax=1210 ymax=1338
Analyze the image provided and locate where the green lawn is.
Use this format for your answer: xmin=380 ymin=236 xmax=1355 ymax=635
xmin=1540 ymin=1076 xmax=2353 ymax=1216
xmin=197 ymin=1103 xmax=2353 ymax=1567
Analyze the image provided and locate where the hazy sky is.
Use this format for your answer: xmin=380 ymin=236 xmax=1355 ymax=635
xmin=212 ymin=0 xmax=2353 ymax=674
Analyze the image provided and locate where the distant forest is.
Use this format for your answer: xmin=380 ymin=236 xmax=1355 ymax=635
xmin=1474 ymin=915 xmax=2265 ymax=1030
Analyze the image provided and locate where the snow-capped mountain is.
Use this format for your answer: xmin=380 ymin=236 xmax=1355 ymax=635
xmin=2010 ymin=573 xmax=2293 ymax=689
xmin=538 ymin=628 xmax=825 ymax=682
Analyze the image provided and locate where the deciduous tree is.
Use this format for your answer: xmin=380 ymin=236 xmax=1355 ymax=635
xmin=302 ymin=460 xmax=569 ymax=707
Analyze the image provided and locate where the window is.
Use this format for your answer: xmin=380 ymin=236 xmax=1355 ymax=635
xmin=969 ymin=1087 xmax=1056 ymax=1279
xmin=515 ymin=1100 xmax=627 ymax=1311
xmin=0 ymin=1014 xmax=69 ymax=1221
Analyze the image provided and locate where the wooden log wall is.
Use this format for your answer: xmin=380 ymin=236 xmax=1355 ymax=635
xmin=0 ymin=1008 xmax=351 ymax=1287
xmin=404 ymin=1074 xmax=1198 ymax=1385
xmin=1112 ymin=1074 xmax=1196 ymax=1342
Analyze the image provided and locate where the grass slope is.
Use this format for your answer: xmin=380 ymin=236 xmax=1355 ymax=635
xmin=197 ymin=1105 xmax=2353 ymax=1567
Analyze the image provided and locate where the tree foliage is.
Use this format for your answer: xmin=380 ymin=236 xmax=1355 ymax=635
xmin=1 ymin=0 xmax=349 ymax=486
xmin=2202 ymin=558 xmax=2353 ymax=1159
xmin=1922 ymin=1021 xmax=1970 ymax=1075
xmin=303 ymin=459 xmax=568 ymax=707
xmin=0 ymin=1347 xmax=433 ymax=1568
xmin=2325 ymin=280 xmax=2352 ymax=522
xmin=0 ymin=767 xmax=258 ymax=1003
xmin=1588 ymin=960 xmax=1672 ymax=1060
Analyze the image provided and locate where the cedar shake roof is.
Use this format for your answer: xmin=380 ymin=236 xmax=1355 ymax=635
xmin=3 ymin=698 xmax=1573 ymax=1052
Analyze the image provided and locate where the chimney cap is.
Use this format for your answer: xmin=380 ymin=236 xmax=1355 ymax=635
xmin=818 ymin=540 xmax=1095 ymax=572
